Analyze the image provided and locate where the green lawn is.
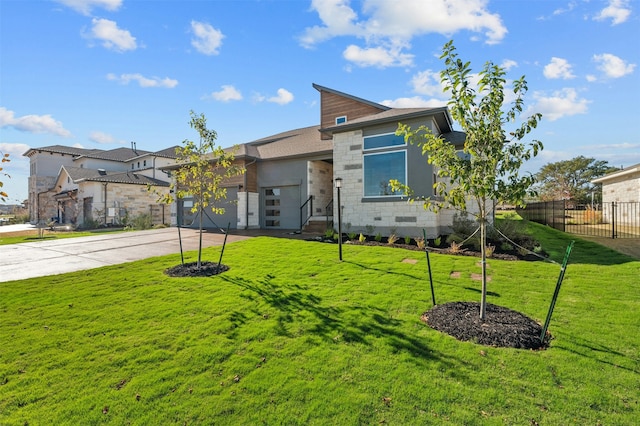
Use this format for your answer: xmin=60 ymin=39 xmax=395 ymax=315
xmin=1 ymin=222 xmax=638 ymax=425
xmin=0 ymin=228 xmax=125 ymax=246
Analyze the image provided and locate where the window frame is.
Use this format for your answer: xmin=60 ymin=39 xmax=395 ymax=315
xmin=363 ymin=132 xmax=406 ymax=151
xmin=362 ymin=150 xmax=407 ymax=198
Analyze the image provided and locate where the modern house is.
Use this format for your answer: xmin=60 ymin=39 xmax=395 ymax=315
xmin=24 ymin=144 xmax=178 ymax=226
xmin=168 ymin=84 xmax=465 ymax=238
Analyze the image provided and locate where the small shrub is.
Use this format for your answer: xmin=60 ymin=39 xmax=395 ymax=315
xmin=500 ymin=242 xmax=514 ymax=252
xmin=126 ymin=213 xmax=152 ymax=230
xmin=324 ymin=229 xmax=335 ymax=239
xmin=533 ymin=245 xmax=543 ymax=254
xmin=485 ymin=244 xmax=495 ymax=257
xmin=347 ymin=232 xmax=357 ymax=240
xmin=358 ymin=233 xmax=366 ymax=243
xmin=415 ymin=237 xmax=426 ymax=249
xmin=387 ymin=234 xmax=398 ymax=245
xmin=82 ymin=218 xmax=101 ymax=229
xmin=374 ymin=233 xmax=382 ymax=242
xmin=404 ymin=235 xmax=411 ymax=245
xmin=433 ymin=236 xmax=442 ymax=247
xmin=451 ymin=212 xmax=478 ymax=239
xmin=449 ymin=241 xmax=466 ymax=253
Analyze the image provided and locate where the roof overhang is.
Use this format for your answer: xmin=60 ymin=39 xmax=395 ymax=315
xmin=319 ymin=106 xmax=453 ymax=135
xmin=592 ymin=163 xmax=640 ymax=184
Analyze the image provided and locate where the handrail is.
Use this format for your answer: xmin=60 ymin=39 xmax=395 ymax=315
xmin=325 ymin=199 xmax=334 ymax=231
xmin=299 ymin=195 xmax=313 ymax=230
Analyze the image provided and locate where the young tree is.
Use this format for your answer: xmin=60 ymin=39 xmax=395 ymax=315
xmin=156 ymin=111 xmax=244 ymax=268
xmin=1 ymin=151 xmax=10 ymax=202
xmin=393 ymin=40 xmax=543 ymax=320
xmin=534 ymin=156 xmax=619 ymax=203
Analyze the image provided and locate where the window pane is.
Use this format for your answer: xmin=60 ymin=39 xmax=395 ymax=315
xmin=364 ymin=151 xmax=406 ymax=196
xmin=363 ymin=133 xmax=405 ymax=150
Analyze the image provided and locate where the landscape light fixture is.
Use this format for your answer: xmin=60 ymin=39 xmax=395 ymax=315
xmin=335 ymin=177 xmax=343 ymax=261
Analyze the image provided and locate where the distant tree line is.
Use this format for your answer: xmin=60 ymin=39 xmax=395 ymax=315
xmin=532 ymin=156 xmax=620 ymax=204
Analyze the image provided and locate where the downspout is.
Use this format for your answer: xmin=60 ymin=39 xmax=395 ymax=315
xmin=244 ymin=157 xmax=257 ymax=230
xmin=103 ymin=183 xmax=108 ymax=225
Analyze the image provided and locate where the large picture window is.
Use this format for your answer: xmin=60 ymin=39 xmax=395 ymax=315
xmin=363 ymin=151 xmax=406 ymax=197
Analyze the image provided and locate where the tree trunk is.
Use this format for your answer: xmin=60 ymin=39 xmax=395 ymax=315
xmin=197 ymin=205 xmax=203 ymax=268
xmin=479 ymin=201 xmax=487 ymax=321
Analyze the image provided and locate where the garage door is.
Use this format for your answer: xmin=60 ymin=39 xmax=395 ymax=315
xmin=264 ymin=186 xmax=300 ymax=229
xmin=179 ymin=187 xmax=238 ymax=230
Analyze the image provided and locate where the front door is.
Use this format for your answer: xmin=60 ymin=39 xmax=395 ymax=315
xmin=263 ymin=186 xmax=300 ymax=229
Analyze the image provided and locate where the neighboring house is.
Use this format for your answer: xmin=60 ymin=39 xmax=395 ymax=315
xmin=592 ymin=163 xmax=640 ymax=204
xmin=592 ymin=163 xmax=640 ymax=226
xmin=166 ymin=83 xmax=466 ymax=238
xmin=24 ymin=144 xmax=178 ymax=226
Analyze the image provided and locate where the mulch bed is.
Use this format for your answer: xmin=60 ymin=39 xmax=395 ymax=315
xmin=164 ymin=261 xmax=229 ymax=277
xmin=422 ymin=301 xmax=549 ymax=350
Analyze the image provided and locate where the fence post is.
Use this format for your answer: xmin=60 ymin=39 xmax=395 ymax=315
xmin=611 ymin=202 xmax=616 ymax=239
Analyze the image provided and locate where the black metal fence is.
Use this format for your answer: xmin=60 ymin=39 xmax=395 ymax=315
xmin=518 ymin=201 xmax=640 ymax=239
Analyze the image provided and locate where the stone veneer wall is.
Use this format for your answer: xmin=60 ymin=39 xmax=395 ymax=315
xmin=601 ymin=173 xmax=640 ymax=204
xmin=333 ymin=129 xmax=459 ymax=238
xmin=28 ymin=176 xmax=57 ymax=222
xmin=82 ymin=182 xmax=169 ymax=226
xmin=307 ymin=160 xmax=333 ymax=216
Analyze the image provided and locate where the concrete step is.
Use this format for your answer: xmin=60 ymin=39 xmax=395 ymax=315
xmin=303 ymin=218 xmax=332 ymax=233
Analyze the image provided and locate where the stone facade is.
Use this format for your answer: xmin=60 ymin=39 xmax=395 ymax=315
xmin=307 ymin=160 xmax=333 ymax=216
xmin=333 ymin=129 xmax=458 ymax=238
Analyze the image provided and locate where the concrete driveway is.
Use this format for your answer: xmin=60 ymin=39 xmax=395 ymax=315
xmin=0 ymin=227 xmax=250 ymax=282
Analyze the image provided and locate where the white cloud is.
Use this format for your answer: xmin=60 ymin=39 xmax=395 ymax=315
xmin=300 ymin=0 xmax=507 ymax=68
xmin=543 ymin=57 xmax=575 ymax=80
xmin=0 ymin=107 xmax=72 ymax=137
xmin=593 ymin=53 xmax=636 ymax=78
xmin=343 ymin=44 xmax=413 ymax=68
xmin=501 ymin=59 xmax=518 ymax=71
xmin=0 ymin=142 xmax=31 ymax=157
xmin=55 ymin=0 xmax=122 ymax=15
xmin=208 ymin=85 xmax=243 ymax=102
xmin=380 ymin=97 xmax=447 ymax=108
xmin=528 ymin=88 xmax=590 ymax=121
xmin=594 ymin=0 xmax=631 ymax=25
xmin=89 ymin=131 xmax=116 ymax=144
xmin=410 ymin=70 xmax=445 ymax=97
xmin=88 ymin=18 xmax=137 ymax=52
xmin=267 ymin=88 xmax=294 ymax=105
xmin=586 ymin=74 xmax=597 ymax=82
xmin=107 ymin=73 xmax=178 ymax=88
xmin=190 ymin=21 xmax=224 ymax=55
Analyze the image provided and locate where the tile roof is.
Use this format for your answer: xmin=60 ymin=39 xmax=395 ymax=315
xmin=23 ymin=145 xmax=100 ymax=157
xmin=76 ymin=147 xmax=152 ymax=162
xmin=62 ymin=166 xmax=169 ymax=186
xmin=86 ymin=171 xmax=170 ymax=186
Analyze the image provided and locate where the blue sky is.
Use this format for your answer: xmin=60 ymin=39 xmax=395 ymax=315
xmin=1 ymin=0 xmax=639 ymax=203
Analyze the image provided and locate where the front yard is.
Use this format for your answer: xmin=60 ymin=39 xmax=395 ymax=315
xmin=1 ymin=222 xmax=638 ymax=424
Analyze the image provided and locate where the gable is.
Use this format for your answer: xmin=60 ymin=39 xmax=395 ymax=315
xmin=314 ymin=84 xmax=389 ymax=140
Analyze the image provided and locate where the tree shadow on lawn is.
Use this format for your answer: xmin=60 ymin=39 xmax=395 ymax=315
xmin=553 ymin=332 xmax=639 ymax=374
xmin=219 ymin=274 xmax=466 ymax=374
